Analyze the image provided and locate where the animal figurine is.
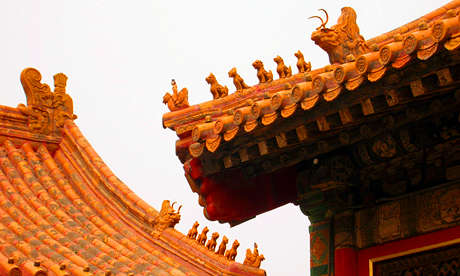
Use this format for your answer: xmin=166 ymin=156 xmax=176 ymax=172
xmin=224 ymin=240 xmax=240 ymax=261
xmin=294 ymin=50 xmax=311 ymax=73
xmin=252 ymin=60 xmax=273 ymax=83
xmin=273 ymin=56 xmax=292 ymax=78
xmin=228 ymin=67 xmax=249 ymax=91
xmin=196 ymin=226 xmax=209 ymax=246
xmin=216 ymin=235 xmax=228 ymax=255
xmin=310 ymin=7 xmax=369 ymax=64
xmin=187 ymin=221 xmax=199 ymax=240
xmin=253 ymin=255 xmax=265 ymax=268
xmin=206 ymin=232 xmax=219 ymax=251
xmin=162 ymin=79 xmax=189 ymax=112
xmin=206 ymin=73 xmax=228 ymax=99
xmin=243 ymin=243 xmax=259 ymax=265
xmin=243 ymin=243 xmax=264 ymax=268
xmin=151 ymin=200 xmax=182 ymax=237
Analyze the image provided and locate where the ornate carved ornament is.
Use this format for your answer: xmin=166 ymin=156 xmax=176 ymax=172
xmin=151 ymin=200 xmax=182 ymax=237
xmin=310 ymin=7 xmax=370 ymax=64
xmin=163 ymin=79 xmax=190 ymax=112
xmin=18 ymin=68 xmax=77 ymax=135
xmin=243 ymin=243 xmax=265 ymax=268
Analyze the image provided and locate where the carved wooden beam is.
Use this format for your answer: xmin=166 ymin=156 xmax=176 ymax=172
xmin=410 ymin=79 xmax=425 ymax=97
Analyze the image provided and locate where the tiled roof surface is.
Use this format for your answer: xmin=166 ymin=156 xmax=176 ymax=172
xmin=162 ymin=0 xmax=460 ymax=161
xmin=0 ymin=101 xmax=265 ymax=275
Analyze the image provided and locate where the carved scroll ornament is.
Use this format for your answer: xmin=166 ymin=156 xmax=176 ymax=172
xmin=18 ymin=68 xmax=77 ymax=135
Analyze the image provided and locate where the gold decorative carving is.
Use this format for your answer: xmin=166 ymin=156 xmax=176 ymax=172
xmin=223 ymin=127 xmax=239 ymax=141
xmin=187 ymin=221 xmax=199 ymax=240
xmin=151 ymin=200 xmax=181 ymax=237
xmin=228 ymin=68 xmax=249 ymax=91
xmin=261 ymin=112 xmax=277 ymax=126
xmin=403 ymin=34 xmax=418 ymax=55
xmin=205 ymin=135 xmax=221 ymax=153
xmin=323 ymin=86 xmax=342 ymax=102
xmin=436 ymin=68 xmax=453 ymax=86
xmin=417 ymin=187 xmax=460 ymax=233
xmin=206 ymin=232 xmax=219 ymax=251
xmin=379 ymin=45 xmax=392 ymax=65
xmin=445 ymin=34 xmax=460 ymax=51
xmin=301 ymin=94 xmax=320 ymax=110
xmin=280 ymin=103 xmax=297 ymax=118
xmin=333 ymin=66 xmax=346 ymax=83
xmin=189 ymin=142 xmax=204 ymax=158
xmin=19 ymin=68 xmax=77 ymax=135
xmin=431 ymin=20 xmax=446 ymax=42
xmin=316 ymin=116 xmax=330 ymax=132
xmin=312 ymin=75 xmax=325 ymax=93
xmin=244 ymin=243 xmax=265 ymax=268
xmin=384 ymin=89 xmax=399 ymax=106
xmin=206 ymin=73 xmax=228 ymax=99
xmin=252 ymin=60 xmax=273 ymax=83
xmin=243 ymin=120 xmax=258 ymax=132
xmin=197 ymin=226 xmax=209 ymax=246
xmin=225 ymin=240 xmax=240 ymax=261
xmin=355 ymin=55 xmax=368 ymax=74
xmin=294 ymin=50 xmax=311 ymax=73
xmin=310 ymin=7 xmax=369 ymax=64
xmin=410 ymin=79 xmax=425 ymax=97
xmin=338 ymin=108 xmax=353 ymax=124
xmin=377 ymin=202 xmax=401 ymax=243
xmin=216 ymin=236 xmax=228 ymax=256
xmin=163 ymin=79 xmax=189 ymax=112
xmin=360 ymin=98 xmax=374 ymax=116
xmin=273 ymin=56 xmax=292 ymax=78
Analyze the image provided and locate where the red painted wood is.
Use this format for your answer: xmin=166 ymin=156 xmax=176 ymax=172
xmin=335 ymin=248 xmax=358 ymax=276
xmin=357 ymin=225 xmax=460 ymax=276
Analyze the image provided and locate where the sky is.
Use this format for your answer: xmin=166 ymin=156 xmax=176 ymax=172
xmin=0 ymin=0 xmax=451 ymax=275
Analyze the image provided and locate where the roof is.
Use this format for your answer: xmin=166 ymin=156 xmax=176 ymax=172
xmin=0 ymin=68 xmax=266 ymax=276
xmin=162 ymin=1 xmax=460 ymax=223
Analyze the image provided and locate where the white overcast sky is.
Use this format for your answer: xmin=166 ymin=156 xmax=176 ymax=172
xmin=1 ymin=1 xmax=450 ymax=275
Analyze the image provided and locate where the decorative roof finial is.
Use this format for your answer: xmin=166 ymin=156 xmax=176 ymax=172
xmin=228 ymin=67 xmax=249 ymax=91
xmin=252 ymin=60 xmax=273 ymax=83
xmin=273 ymin=56 xmax=292 ymax=79
xmin=294 ymin=50 xmax=312 ymax=73
xmin=163 ymin=79 xmax=190 ymax=112
xmin=18 ymin=68 xmax=77 ymax=135
xmin=244 ymin=243 xmax=265 ymax=268
xmin=151 ymin=200 xmax=182 ymax=237
xmin=224 ymin=240 xmax=240 ymax=261
xmin=206 ymin=73 xmax=229 ymax=99
xmin=310 ymin=7 xmax=369 ymax=64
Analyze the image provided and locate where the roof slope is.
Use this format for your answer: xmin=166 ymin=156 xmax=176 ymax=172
xmin=0 ymin=69 xmax=265 ymax=276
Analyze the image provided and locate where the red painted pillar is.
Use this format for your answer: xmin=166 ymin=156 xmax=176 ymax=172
xmin=334 ymin=210 xmax=357 ymax=276
xmin=335 ymin=248 xmax=357 ymax=276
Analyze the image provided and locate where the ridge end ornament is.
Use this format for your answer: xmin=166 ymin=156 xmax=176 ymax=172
xmin=310 ymin=7 xmax=369 ymax=64
xmin=18 ymin=68 xmax=77 ymax=135
xmin=151 ymin=200 xmax=182 ymax=238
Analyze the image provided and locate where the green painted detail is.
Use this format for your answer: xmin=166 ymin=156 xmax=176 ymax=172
xmin=311 ymin=264 xmax=329 ymax=276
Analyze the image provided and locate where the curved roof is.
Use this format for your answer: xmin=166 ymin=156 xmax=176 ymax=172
xmin=162 ymin=0 xmax=460 ymax=223
xmin=0 ymin=69 xmax=265 ymax=276
xmin=162 ymin=0 xmax=460 ymax=159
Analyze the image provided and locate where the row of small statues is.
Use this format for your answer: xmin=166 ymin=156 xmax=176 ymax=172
xmin=208 ymin=50 xmax=312 ymax=100
xmin=186 ymin=221 xmax=264 ymax=268
xmin=162 ymin=51 xmax=311 ymax=112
